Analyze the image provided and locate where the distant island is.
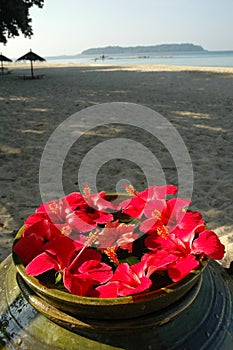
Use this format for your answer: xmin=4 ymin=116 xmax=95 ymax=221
xmin=81 ymin=43 xmax=206 ymax=55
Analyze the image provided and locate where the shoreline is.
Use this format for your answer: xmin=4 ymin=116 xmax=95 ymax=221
xmin=5 ymin=61 xmax=233 ymax=73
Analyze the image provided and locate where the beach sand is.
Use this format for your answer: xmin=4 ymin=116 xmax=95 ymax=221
xmin=0 ymin=62 xmax=233 ymax=267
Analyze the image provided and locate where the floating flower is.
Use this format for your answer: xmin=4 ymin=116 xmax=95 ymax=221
xmin=63 ymin=248 xmax=113 ymax=296
xmin=145 ymin=227 xmax=225 ymax=282
xmin=13 ymin=220 xmax=62 ymax=265
xmin=25 ymin=235 xmax=83 ymax=276
xmin=66 ymin=186 xmax=117 ymax=233
xmin=98 ymin=220 xmax=138 ymax=252
xmin=121 ymin=184 xmax=177 ymax=219
xmin=25 ymin=236 xmax=113 ymax=296
xmin=93 ymin=262 xmax=152 ymax=297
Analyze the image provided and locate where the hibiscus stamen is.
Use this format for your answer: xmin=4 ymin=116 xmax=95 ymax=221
xmin=124 ymin=183 xmax=138 ymax=196
xmin=48 ymin=200 xmax=59 ymax=214
xmin=157 ymin=225 xmax=169 ymax=239
xmin=86 ymin=230 xmax=99 ymax=247
xmin=61 ymin=225 xmax=72 ymax=236
xmin=151 ymin=209 xmax=162 ymax=220
xmin=68 ymin=230 xmax=100 ymax=270
xmin=104 ymin=247 xmax=119 ymax=265
xmin=83 ymin=184 xmax=91 ymax=198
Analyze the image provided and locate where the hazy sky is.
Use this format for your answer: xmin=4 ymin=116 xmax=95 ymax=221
xmin=1 ymin=0 xmax=233 ymax=58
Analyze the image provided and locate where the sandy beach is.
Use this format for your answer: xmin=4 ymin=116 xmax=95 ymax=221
xmin=0 ymin=62 xmax=233 ymax=267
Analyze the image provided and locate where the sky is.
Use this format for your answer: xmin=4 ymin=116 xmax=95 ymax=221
xmin=1 ymin=0 xmax=233 ymax=59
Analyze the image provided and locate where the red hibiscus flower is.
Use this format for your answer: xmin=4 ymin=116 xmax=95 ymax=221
xmin=191 ymin=230 xmax=225 ymax=260
xmin=139 ymin=199 xmax=168 ymax=234
xmin=25 ymin=235 xmax=83 ymax=275
xmin=121 ymin=184 xmax=177 ymax=219
xmin=65 ymin=188 xmax=116 ymax=233
xmin=25 ymin=237 xmax=113 ymax=296
xmin=22 ymin=192 xmax=86 ymax=236
xmin=27 ymin=193 xmax=83 ymax=228
xmin=66 ymin=209 xmax=113 ymax=233
xmin=64 ymin=248 xmax=113 ymax=296
xmin=145 ymin=228 xmax=225 ymax=282
xmin=24 ymin=190 xmax=117 ymax=235
xmin=98 ymin=220 xmax=138 ymax=252
xmin=140 ymin=197 xmax=205 ymax=236
xmin=13 ymin=220 xmax=62 ymax=265
xmin=93 ymin=262 xmax=152 ymax=298
xmin=142 ymin=250 xmax=178 ymax=277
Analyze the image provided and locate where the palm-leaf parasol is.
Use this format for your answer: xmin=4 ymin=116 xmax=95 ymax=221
xmin=16 ymin=49 xmax=46 ymax=78
xmin=0 ymin=53 xmax=12 ymax=75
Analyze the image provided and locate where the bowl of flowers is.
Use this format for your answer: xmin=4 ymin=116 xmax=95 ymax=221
xmin=12 ymin=183 xmax=225 ymax=321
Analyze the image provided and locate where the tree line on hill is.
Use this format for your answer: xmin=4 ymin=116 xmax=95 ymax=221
xmin=82 ymin=43 xmax=206 ymax=55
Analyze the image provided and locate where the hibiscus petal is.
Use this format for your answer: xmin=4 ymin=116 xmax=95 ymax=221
xmin=121 ymin=196 xmax=146 ymax=219
xmin=101 ymin=263 xmax=151 ymax=296
xmin=149 ymin=184 xmax=178 ymax=199
xmin=25 ymin=213 xmax=47 ymax=226
xmin=44 ymin=235 xmax=82 ymax=269
xmin=178 ymin=211 xmax=205 ymax=231
xmin=94 ymin=211 xmax=113 ymax=224
xmin=98 ymin=221 xmax=137 ymax=251
xmin=173 ymin=211 xmax=206 ymax=243
xmin=117 ymin=276 xmax=152 ymax=296
xmin=117 ymin=232 xmax=139 ymax=252
xmin=168 ymin=255 xmax=200 ymax=282
xmin=130 ymin=261 xmax=147 ymax=278
xmin=67 ymin=211 xmax=97 ymax=232
xmin=111 ymin=263 xmax=138 ymax=285
xmin=90 ymin=191 xmax=118 ymax=211
xmin=24 ymin=219 xmax=61 ymax=241
xmin=79 ymin=260 xmax=113 ymax=284
xmin=36 ymin=200 xmax=63 ymax=223
xmin=59 ymin=192 xmax=87 ymax=217
xmin=13 ymin=233 xmax=44 ymax=265
xmin=145 ymin=233 xmax=175 ymax=250
xmin=63 ymin=269 xmax=93 ymax=296
xmin=167 ymin=198 xmax=192 ymax=217
xmin=68 ymin=248 xmax=102 ymax=271
xmin=144 ymin=199 xmax=166 ymax=219
xmin=192 ymin=230 xmax=225 ymax=260
xmin=142 ymin=251 xmax=178 ymax=277
xmin=140 ymin=218 xmax=161 ymax=234
xmin=25 ymin=252 xmax=59 ymax=276
xmin=110 ymin=262 xmax=152 ymax=296
xmin=119 ymin=198 xmax=132 ymax=210
xmin=93 ymin=281 xmax=119 ymax=298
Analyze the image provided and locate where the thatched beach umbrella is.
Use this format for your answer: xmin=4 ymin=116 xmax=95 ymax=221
xmin=0 ymin=53 xmax=12 ymax=75
xmin=16 ymin=49 xmax=46 ymax=78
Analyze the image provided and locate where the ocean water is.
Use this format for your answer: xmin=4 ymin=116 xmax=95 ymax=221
xmin=47 ymin=51 xmax=233 ymax=67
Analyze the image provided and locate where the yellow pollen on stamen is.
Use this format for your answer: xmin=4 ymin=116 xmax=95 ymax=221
xmin=83 ymin=184 xmax=91 ymax=197
xmin=48 ymin=200 xmax=59 ymax=214
xmin=86 ymin=230 xmax=99 ymax=247
xmin=157 ymin=225 xmax=169 ymax=239
xmin=61 ymin=225 xmax=72 ymax=236
xmin=124 ymin=184 xmax=138 ymax=196
xmin=151 ymin=209 xmax=161 ymax=219
xmin=104 ymin=247 xmax=119 ymax=265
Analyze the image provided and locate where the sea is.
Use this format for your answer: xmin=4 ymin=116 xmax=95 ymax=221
xmin=46 ymin=50 xmax=233 ymax=67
